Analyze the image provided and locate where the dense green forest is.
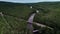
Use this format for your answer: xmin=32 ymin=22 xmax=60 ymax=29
xmin=0 ymin=1 xmax=60 ymax=34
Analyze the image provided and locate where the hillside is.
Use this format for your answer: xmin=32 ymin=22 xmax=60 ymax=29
xmin=0 ymin=1 xmax=60 ymax=34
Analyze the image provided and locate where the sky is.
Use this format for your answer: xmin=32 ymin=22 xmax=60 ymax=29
xmin=0 ymin=0 xmax=60 ymax=3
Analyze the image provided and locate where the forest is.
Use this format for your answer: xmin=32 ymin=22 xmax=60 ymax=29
xmin=0 ymin=1 xmax=60 ymax=34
